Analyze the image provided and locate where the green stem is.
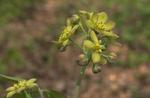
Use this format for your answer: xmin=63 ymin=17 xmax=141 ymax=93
xmin=69 ymin=38 xmax=85 ymax=53
xmin=38 ymin=88 xmax=44 ymax=98
xmin=23 ymin=90 xmax=32 ymax=98
xmin=79 ymin=32 xmax=86 ymax=40
xmin=100 ymin=54 xmax=109 ymax=58
xmin=72 ymin=65 xmax=87 ymax=98
xmin=78 ymin=23 xmax=87 ymax=36
xmin=87 ymin=28 xmax=91 ymax=37
xmin=72 ymin=51 xmax=91 ymax=98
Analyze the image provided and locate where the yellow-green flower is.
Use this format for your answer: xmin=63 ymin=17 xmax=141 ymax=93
xmin=5 ymin=78 xmax=38 ymax=98
xmin=78 ymin=10 xmax=93 ymax=20
xmin=85 ymin=12 xmax=115 ymax=34
xmin=83 ymin=30 xmax=106 ymax=63
xmin=52 ymin=25 xmax=79 ymax=47
xmin=21 ymin=78 xmax=37 ymax=89
xmin=104 ymin=30 xmax=121 ymax=46
xmin=5 ymin=84 xmax=25 ymax=98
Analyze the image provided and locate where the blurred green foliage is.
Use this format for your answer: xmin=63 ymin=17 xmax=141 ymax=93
xmin=0 ymin=0 xmax=44 ymax=25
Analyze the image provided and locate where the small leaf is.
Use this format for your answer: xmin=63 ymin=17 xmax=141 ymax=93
xmin=43 ymin=90 xmax=67 ymax=98
xmin=0 ymin=74 xmax=24 ymax=84
xmin=85 ymin=20 xmax=95 ymax=29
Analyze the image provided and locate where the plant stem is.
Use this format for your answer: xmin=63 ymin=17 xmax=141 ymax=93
xmin=72 ymin=65 xmax=87 ymax=98
xmin=69 ymin=38 xmax=85 ymax=53
xmin=23 ymin=90 xmax=32 ymax=98
xmin=78 ymin=23 xmax=87 ymax=36
xmin=38 ymin=88 xmax=44 ymax=98
xmin=72 ymin=52 xmax=90 ymax=98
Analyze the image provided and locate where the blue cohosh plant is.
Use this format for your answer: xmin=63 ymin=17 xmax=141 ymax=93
xmin=0 ymin=10 xmax=121 ymax=98
xmin=52 ymin=10 xmax=121 ymax=98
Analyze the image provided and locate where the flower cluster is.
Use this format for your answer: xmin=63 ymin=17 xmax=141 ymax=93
xmin=5 ymin=78 xmax=37 ymax=98
xmin=52 ymin=10 xmax=121 ymax=74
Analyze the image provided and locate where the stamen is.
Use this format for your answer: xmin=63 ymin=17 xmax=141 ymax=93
xmin=96 ymin=43 xmax=99 ymax=46
xmin=23 ymin=80 xmax=26 ymax=84
xmin=98 ymin=40 xmax=101 ymax=44
xmin=14 ymin=84 xmax=18 ymax=88
xmin=99 ymin=49 xmax=102 ymax=52
xmin=19 ymin=84 xmax=21 ymax=87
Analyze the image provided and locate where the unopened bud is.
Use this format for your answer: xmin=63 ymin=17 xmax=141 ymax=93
xmin=58 ymin=44 xmax=66 ymax=52
xmin=75 ymin=54 xmax=87 ymax=66
xmin=108 ymin=53 xmax=117 ymax=62
xmin=70 ymin=14 xmax=80 ymax=24
xmin=92 ymin=64 xmax=101 ymax=74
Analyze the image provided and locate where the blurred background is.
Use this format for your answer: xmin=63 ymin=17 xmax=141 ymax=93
xmin=0 ymin=0 xmax=150 ymax=98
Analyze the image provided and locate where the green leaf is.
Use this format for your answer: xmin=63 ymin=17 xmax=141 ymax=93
xmin=0 ymin=74 xmax=24 ymax=84
xmin=31 ymin=91 xmax=40 ymax=98
xmin=43 ymin=91 xmax=55 ymax=98
xmin=43 ymin=90 xmax=67 ymax=98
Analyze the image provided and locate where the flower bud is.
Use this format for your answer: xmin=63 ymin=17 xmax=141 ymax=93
xmin=58 ymin=44 xmax=66 ymax=52
xmin=75 ymin=54 xmax=88 ymax=66
xmin=70 ymin=14 xmax=80 ymax=24
xmin=108 ymin=53 xmax=117 ymax=62
xmin=92 ymin=64 xmax=101 ymax=74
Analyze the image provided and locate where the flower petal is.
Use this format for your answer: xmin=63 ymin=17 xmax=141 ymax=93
xmin=66 ymin=18 xmax=71 ymax=26
xmin=105 ymin=21 xmax=115 ymax=30
xmin=111 ymin=40 xmax=122 ymax=46
xmin=83 ymin=40 xmax=95 ymax=49
xmin=78 ymin=10 xmax=91 ymax=19
xmin=27 ymin=83 xmax=38 ymax=88
xmin=98 ymin=12 xmax=108 ymax=24
xmin=90 ymin=30 xmax=98 ymax=44
xmin=66 ymin=25 xmax=72 ymax=31
xmin=52 ymin=40 xmax=62 ymax=44
xmin=99 ymin=57 xmax=107 ymax=64
xmin=101 ymin=31 xmax=114 ymax=36
xmin=17 ymin=87 xmax=25 ymax=93
xmin=71 ymin=25 xmax=79 ymax=34
xmin=92 ymin=13 xmax=98 ymax=24
xmin=62 ymin=39 xmax=69 ymax=46
xmin=6 ymin=87 xmax=15 ymax=91
xmin=27 ymin=78 xmax=37 ymax=84
xmin=6 ymin=91 xmax=16 ymax=98
xmin=92 ymin=51 xmax=100 ymax=63
xmin=85 ymin=20 xmax=95 ymax=29
xmin=61 ymin=26 xmax=66 ymax=30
